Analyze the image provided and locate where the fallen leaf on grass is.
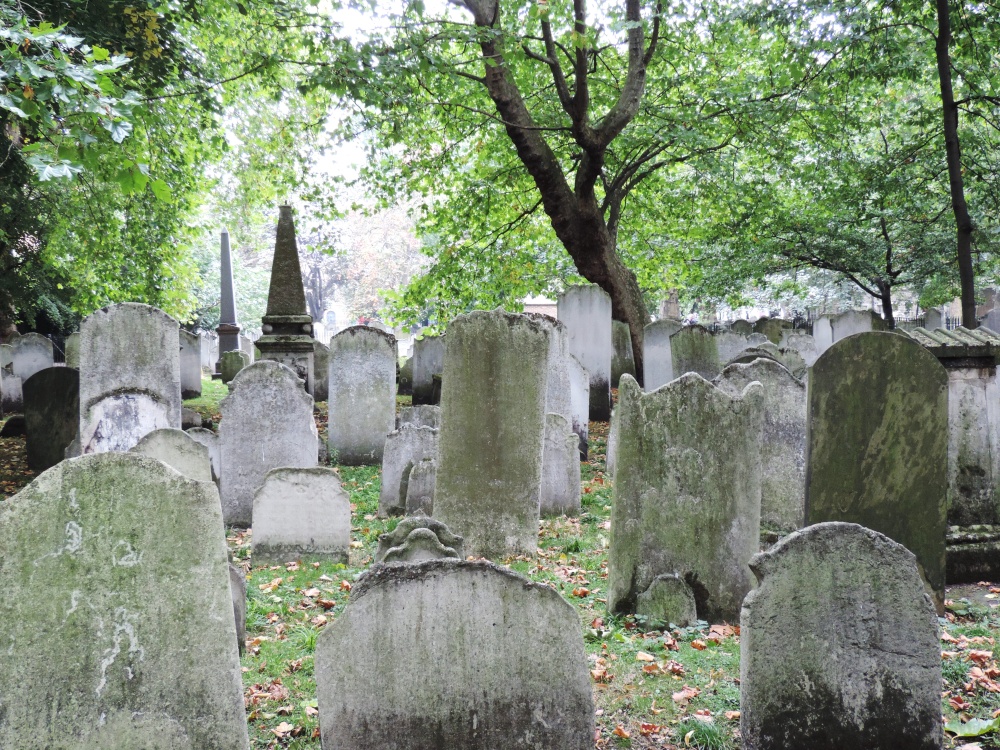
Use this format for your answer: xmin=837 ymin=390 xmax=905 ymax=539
xmin=944 ymin=717 xmax=1000 ymax=737
xmin=636 ymin=651 xmax=656 ymax=662
xmin=690 ymin=639 xmax=707 ymax=651
xmin=639 ymin=722 xmax=664 ymax=735
xmin=612 ymin=725 xmax=630 ymax=738
xmin=724 ymin=710 xmax=740 ymax=720
xmin=672 ymin=685 xmax=700 ymax=705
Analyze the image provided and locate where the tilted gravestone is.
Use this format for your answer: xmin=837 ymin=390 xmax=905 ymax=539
xmin=328 ymin=326 xmax=396 ymax=465
xmin=314 ymin=559 xmax=594 ymax=750
xmin=130 ymin=427 xmax=213 ymax=483
xmin=11 ymin=332 xmax=54 ymax=382
xmin=78 ymin=303 xmax=182 ymax=454
xmin=611 ymin=320 xmax=636 ymax=388
xmin=669 ymin=325 xmax=721 ymax=380
xmin=558 ymin=284 xmax=612 ymax=421
xmin=714 ymin=358 xmax=806 ymax=532
xmin=740 ymin=522 xmax=941 ymax=750
xmin=0 ymin=452 xmax=249 ymax=750
xmin=411 ymin=334 xmax=445 ymax=405
xmin=805 ymin=331 xmax=948 ymax=612
xmin=567 ymin=354 xmax=590 ymax=458
xmin=643 ymin=318 xmax=684 ymax=391
xmin=219 ymin=360 xmax=317 ymax=527
xmin=541 ymin=412 xmax=581 ymax=517
xmin=178 ymin=329 xmax=202 ymax=399
xmin=379 ymin=424 xmax=439 ymax=517
xmin=251 ymin=467 xmax=351 ymax=564
xmin=434 ymin=310 xmax=550 ymax=558
xmin=397 ymin=404 xmax=441 ymax=430
xmin=23 ymin=366 xmax=79 ymax=472
xmin=608 ymin=374 xmax=763 ymax=623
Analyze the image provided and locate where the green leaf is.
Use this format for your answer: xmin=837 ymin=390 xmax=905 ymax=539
xmin=108 ymin=120 xmax=133 ymax=143
xmin=91 ymin=46 xmax=110 ymax=61
xmin=150 ymin=179 xmax=173 ymax=203
xmin=944 ymin=717 xmax=1000 ymax=738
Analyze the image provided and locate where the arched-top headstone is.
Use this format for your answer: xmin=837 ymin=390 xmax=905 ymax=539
xmin=831 ymin=309 xmax=888 ymax=342
xmin=812 ymin=315 xmax=833 ymax=354
xmin=131 ymin=427 xmax=213 ymax=483
xmin=0 ymin=453 xmax=249 ymax=750
xmin=79 ymin=303 xmax=181 ymax=454
xmin=643 ymin=318 xmax=684 ymax=390
xmin=730 ymin=319 xmax=753 ymax=336
xmin=753 ymin=317 xmax=790 ymax=345
xmin=669 ymin=325 xmax=721 ymax=380
xmin=23 ymin=366 xmax=80 ymax=472
xmin=741 ymin=522 xmax=940 ymax=750
xmin=715 ymin=330 xmax=752 ymax=366
xmin=328 ymin=325 xmax=396 ymax=465
xmin=558 ymin=284 xmax=612 ymax=421
xmin=10 ymin=332 xmax=54 ymax=381
xmin=219 ymin=360 xmax=317 ymax=527
xmin=779 ymin=331 xmax=819 ymax=367
xmin=609 ymin=374 xmax=763 ymax=622
xmin=805 ymin=331 xmax=948 ymax=612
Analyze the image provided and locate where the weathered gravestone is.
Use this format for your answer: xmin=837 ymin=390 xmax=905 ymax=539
xmin=830 ymin=309 xmax=887 ymax=342
xmin=670 ymin=325 xmax=721 ymax=380
xmin=397 ymin=404 xmax=441 ymax=430
xmin=328 ymin=326 xmax=396 ymax=465
xmin=178 ymin=329 xmax=202 ymax=399
xmin=379 ymin=424 xmax=439 ymax=517
xmin=411 ymin=334 xmax=445 ymax=405
xmin=812 ymin=315 xmax=833 ymax=354
xmin=398 ymin=356 xmax=413 ymax=396
xmin=779 ymin=331 xmax=819 ymax=367
xmin=740 ymin=522 xmax=941 ymax=750
xmin=730 ymin=319 xmax=754 ymax=336
xmin=219 ymin=360 xmax=317 ymax=527
xmin=251 ymin=467 xmax=351 ymax=564
xmin=312 ymin=340 xmax=330 ymax=402
xmin=643 ymin=318 xmax=684 ymax=390
xmin=567 ymin=355 xmax=590 ymax=458
xmin=130 ymin=427 xmax=213 ymax=483
xmin=220 ymin=350 xmax=249 ymax=384
xmin=229 ymin=563 xmax=247 ymax=656
xmin=714 ymin=358 xmax=805 ymax=532
xmin=181 ymin=407 xmax=203 ymax=430
xmin=805 ymin=331 xmax=948 ymax=612
xmin=635 ymin=573 xmax=697 ymax=627
xmin=558 ymin=284 xmax=612 ymax=420
xmin=541 ymin=412 xmax=581 ymax=517
xmin=0 ymin=343 xmax=22 ymax=414
xmin=611 ymin=320 xmax=636 ymax=387
xmin=714 ymin=330 xmax=753 ymax=368
xmin=23 ymin=366 xmax=79 ymax=472
xmin=10 ymin=332 xmax=54 ymax=382
xmin=374 ymin=516 xmax=463 ymax=564
xmin=608 ymin=374 xmax=763 ymax=622
xmin=187 ymin=426 xmax=222 ymax=485
xmin=64 ymin=331 xmax=81 ymax=369
xmin=405 ymin=458 xmax=437 ymax=515
xmin=434 ymin=310 xmax=549 ymax=558
xmin=315 ymin=559 xmax=594 ymax=750
xmin=79 ymin=303 xmax=181 ymax=454
xmin=753 ymin=317 xmax=790 ymax=345
xmin=0 ymin=452 xmax=249 ymax=750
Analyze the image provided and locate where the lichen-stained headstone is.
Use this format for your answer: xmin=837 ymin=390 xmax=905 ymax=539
xmin=397 ymin=404 xmax=441 ymax=430
xmin=251 ymin=467 xmax=350 ymax=564
xmin=178 ymin=329 xmax=202 ymax=399
xmin=643 ymin=318 xmax=684 ymax=391
xmin=79 ymin=303 xmax=181 ymax=454
xmin=411 ymin=334 xmax=445 ymax=406
xmin=0 ymin=453 xmax=249 ymax=750
xmin=611 ymin=320 xmax=636 ymax=388
xmin=219 ymin=361 xmax=317 ymax=527
xmin=379 ymin=424 xmax=438 ymax=517
xmin=713 ymin=330 xmax=753 ymax=369
xmin=567 ymin=354 xmax=590 ymax=458
xmin=752 ymin=316 xmax=791 ymax=345
xmin=328 ymin=326 xmax=396 ymax=466
xmin=405 ymin=458 xmax=437 ymax=515
xmin=315 ymin=559 xmax=594 ymax=750
xmin=558 ymin=284 xmax=612 ymax=421
xmin=130 ymin=428 xmax=213 ymax=483
xmin=805 ymin=331 xmax=948 ymax=612
xmin=541 ymin=412 xmax=581 ymax=517
xmin=740 ymin=522 xmax=941 ymax=750
xmin=23 ymin=366 xmax=79 ymax=472
xmin=669 ymin=325 xmax=721 ymax=380
xmin=64 ymin=331 xmax=81 ymax=369
xmin=434 ymin=310 xmax=550 ymax=559
xmin=608 ymin=374 xmax=763 ymax=622
xmin=779 ymin=330 xmax=819 ymax=367
xmin=11 ymin=332 xmax=54 ymax=381
xmin=220 ymin=350 xmax=249 ymax=384
xmin=714 ymin=358 xmax=806 ymax=532
xmin=830 ymin=309 xmax=887 ymax=342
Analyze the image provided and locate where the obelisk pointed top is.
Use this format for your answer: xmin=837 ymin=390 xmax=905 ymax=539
xmin=265 ymin=205 xmax=308 ymax=318
xmin=219 ymin=229 xmax=238 ymax=327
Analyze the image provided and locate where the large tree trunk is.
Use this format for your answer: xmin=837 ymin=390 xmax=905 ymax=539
xmin=876 ymin=280 xmax=895 ymax=329
xmin=935 ymin=0 xmax=977 ymax=327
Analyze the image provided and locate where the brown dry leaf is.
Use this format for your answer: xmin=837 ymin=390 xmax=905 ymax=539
xmin=709 ymin=624 xmax=737 ymax=638
xmin=941 ymin=631 xmax=959 ymax=644
xmin=303 ymin=588 xmax=321 ymax=598
xmin=317 ymin=598 xmax=337 ymax=610
xmin=590 ymin=666 xmax=613 ymax=683
xmin=612 ymin=725 xmax=630 ymax=738
xmin=639 ymin=722 xmax=663 ymax=736
xmin=690 ymin=639 xmax=707 ymax=651
xmin=724 ymin=710 xmax=741 ymax=720
xmin=311 ymin=615 xmax=329 ymax=627
xmin=340 ymin=580 xmax=353 ymax=592
xmin=969 ymin=650 xmax=994 ymax=666
xmin=272 ymin=721 xmax=295 ymax=737
xmin=641 ymin=663 xmax=662 ymax=675
xmin=572 ymin=588 xmax=590 ymax=598
xmin=636 ymin=651 xmax=656 ymax=662
xmin=664 ymin=660 xmax=686 ymax=676
xmin=259 ymin=577 xmax=282 ymax=593
xmin=672 ymin=685 xmax=700 ymax=705
xmin=694 ymin=708 xmax=713 ymax=722
xmin=305 ymin=704 xmax=319 ymax=717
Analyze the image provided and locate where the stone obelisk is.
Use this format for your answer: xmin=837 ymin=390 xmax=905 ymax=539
xmin=255 ymin=206 xmax=315 ymax=394
xmin=215 ymin=229 xmax=241 ymax=373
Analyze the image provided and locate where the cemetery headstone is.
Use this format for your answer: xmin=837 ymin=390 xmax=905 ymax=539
xmin=10 ymin=332 xmax=54 ymax=382
xmin=229 ymin=563 xmax=247 ymax=656
xmin=779 ymin=330 xmax=819 ymax=368
xmin=805 ymin=331 xmax=948 ymax=612
xmin=251 ymin=467 xmax=351 ymax=564
xmin=635 ymin=573 xmax=697 ymax=627
xmin=312 ymin=340 xmax=330 ymax=402
xmin=374 ymin=516 xmax=463 ymax=564
xmin=187 ymin=426 xmax=221 ymax=484
xmin=924 ymin=308 xmax=944 ymax=330
xmin=715 ymin=330 xmax=753 ymax=367
xmin=541 ymin=412 xmax=581 ymax=517
xmin=812 ymin=315 xmax=833 ymax=354
xmin=314 ymin=559 xmax=594 ymax=750
xmin=830 ymin=309 xmax=887 ymax=342
xmin=670 ymin=325 xmax=721 ymax=380
xmin=567 ymin=355 xmax=590 ymax=458
xmin=219 ymin=360 xmax=317 ymax=527
xmin=643 ymin=318 xmax=684 ymax=390
xmin=220 ymin=350 xmax=249 ymax=384
xmin=398 ymin=355 xmax=413 ymax=395
xmin=178 ymin=329 xmax=202 ymax=399
xmin=0 ymin=343 xmax=22 ymax=414
xmin=558 ymin=284 xmax=612 ymax=420
xmin=753 ymin=317 xmax=790 ymax=345
xmin=608 ymin=374 xmax=763 ymax=622
xmin=327 ymin=325 xmax=396 ymax=465
xmin=411 ymin=334 xmax=445 ymax=405
xmin=611 ymin=320 xmax=636 ymax=387
xmin=181 ymin=407 xmax=203 ymax=429
xmin=130 ymin=427 xmax=213 ymax=483
xmin=740 ymin=522 xmax=941 ymax=750
xmin=23 ymin=366 xmax=79 ymax=472
xmin=379 ymin=424 xmax=439 ymax=517
xmin=405 ymin=457 xmax=437 ymax=515
xmin=64 ymin=331 xmax=81 ymax=369
xmin=730 ymin=319 xmax=753 ymax=336
xmin=434 ymin=310 xmax=549 ymax=558
xmin=397 ymin=404 xmax=441 ymax=430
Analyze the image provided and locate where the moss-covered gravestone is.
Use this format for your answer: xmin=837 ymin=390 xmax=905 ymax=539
xmin=434 ymin=310 xmax=549 ymax=558
xmin=219 ymin=360 xmax=317 ymax=527
xmin=608 ymin=374 xmax=763 ymax=622
xmin=23 ymin=366 xmax=79 ymax=472
xmin=741 ymin=523 xmax=941 ymax=750
xmin=0 ymin=342 xmax=22 ymax=414
xmin=0 ymin=453 xmax=249 ymax=749
xmin=220 ymin=350 xmax=248 ymax=384
xmin=64 ymin=331 xmax=81 ymax=369
xmin=752 ymin=316 xmax=790 ymax=346
xmin=312 ymin=340 xmax=330 ymax=402
xmin=805 ymin=331 xmax=948 ymax=612
xmin=315 ymin=559 xmax=594 ymax=749
xmin=397 ymin=405 xmax=441 ymax=430
xmin=642 ymin=318 xmax=684 ymax=391
xmin=79 ymin=303 xmax=182 ymax=454
xmin=328 ymin=326 xmax=396 ymax=465
xmin=412 ymin=334 xmax=445 ymax=406
xmin=715 ymin=359 xmax=806 ymax=532
xmin=669 ymin=325 xmax=721 ymax=380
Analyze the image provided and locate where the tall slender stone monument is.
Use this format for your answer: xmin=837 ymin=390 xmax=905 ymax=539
xmin=255 ymin=206 xmax=315 ymax=394
xmin=215 ymin=229 xmax=241 ymax=371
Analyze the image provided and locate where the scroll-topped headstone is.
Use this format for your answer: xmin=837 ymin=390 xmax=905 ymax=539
xmin=411 ymin=334 xmax=445 ymax=405
xmin=670 ymin=325 xmax=721 ymax=380
xmin=608 ymin=374 xmax=763 ymax=622
xmin=0 ymin=453 xmax=249 ymax=750
xmin=78 ymin=303 xmax=181 ymax=454
xmin=805 ymin=331 xmax=948 ymax=612
xmin=558 ymin=284 xmax=612 ymax=421
xmin=219 ymin=360 xmax=317 ymax=527
xmin=255 ymin=206 xmax=315 ymax=393
xmin=23 ymin=366 xmax=79 ymax=472
xmin=328 ymin=326 xmax=396 ymax=465
xmin=11 ymin=332 xmax=54 ymax=381
xmin=178 ymin=329 xmax=202 ymax=399
xmin=741 ymin=522 xmax=941 ymax=750
xmin=130 ymin=427 xmax=213 ymax=483
xmin=434 ymin=310 xmax=549 ymax=558
xmin=315 ymin=560 xmax=594 ymax=750
xmin=374 ymin=516 xmax=463 ymax=564
xmin=379 ymin=424 xmax=439 ymax=517
xmin=643 ymin=318 xmax=684 ymax=390
xmin=714 ymin=358 xmax=805 ymax=532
